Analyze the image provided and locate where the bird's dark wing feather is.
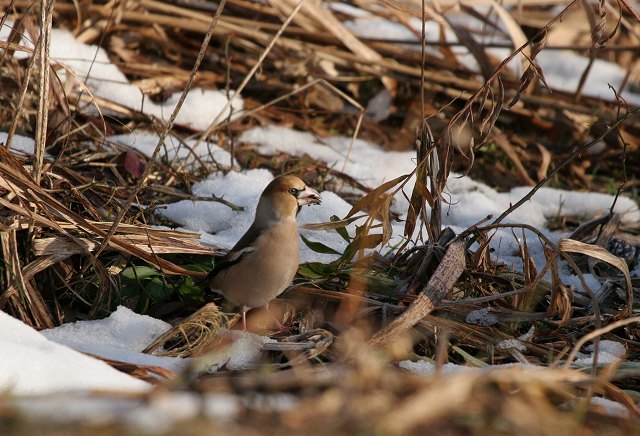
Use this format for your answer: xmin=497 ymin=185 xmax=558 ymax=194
xmin=205 ymin=224 xmax=263 ymax=283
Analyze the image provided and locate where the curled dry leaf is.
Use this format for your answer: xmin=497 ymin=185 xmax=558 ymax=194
xmin=558 ymin=238 xmax=633 ymax=316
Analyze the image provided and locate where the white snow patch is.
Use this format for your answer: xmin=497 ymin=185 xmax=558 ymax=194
xmin=366 ymin=88 xmax=393 ymax=122
xmin=12 ymin=391 xmax=242 ymax=431
xmin=398 ymin=360 xmax=475 ymax=375
xmin=590 ymin=397 xmax=630 ymax=418
xmin=12 ymin=389 xmax=293 ymax=430
xmin=243 ymin=393 xmax=298 ymax=412
xmin=195 ymin=330 xmax=277 ymax=372
xmin=343 ymin=13 xmax=640 ymax=104
xmin=240 ymin=125 xmax=416 ymax=189
xmin=3 ymin=304 xmax=278 ymax=396
xmin=497 ymin=339 xmax=527 ymax=352
xmin=537 ymin=49 xmax=640 ymax=105
xmin=587 ymin=340 xmax=626 ymax=358
xmin=508 ymin=187 xmax=640 ymax=225
xmin=16 ymin=395 xmax=146 ymax=426
xmin=329 ymin=3 xmax=373 ymax=17
xmin=0 ymin=25 xmax=243 ymax=131
xmin=107 ymin=131 xmax=235 ymax=169
xmin=0 ymin=132 xmax=37 ymax=156
xmin=574 ymin=340 xmax=626 ymax=366
xmin=519 ymin=326 xmax=535 ymax=341
xmin=42 ymin=306 xmax=186 ymax=372
xmin=400 ymin=360 xmax=549 ymax=376
xmin=235 ymin=125 xmax=639 ymax=277
xmin=203 ymin=393 xmax=243 ymax=419
xmin=564 ymin=273 xmax=603 ymax=295
xmin=0 ymin=310 xmax=149 ymax=395
xmin=498 ymin=326 xmax=535 ymax=352
xmin=43 ymin=307 xmax=276 ymax=374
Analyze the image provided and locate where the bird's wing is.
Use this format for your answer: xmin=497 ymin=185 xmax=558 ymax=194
xmin=206 ymin=224 xmax=263 ymax=283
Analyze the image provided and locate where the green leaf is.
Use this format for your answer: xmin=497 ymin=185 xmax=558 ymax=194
xmin=300 ymin=234 xmax=342 ymax=255
xmin=122 ymin=265 xmax=160 ymax=280
xmin=120 ymin=284 xmax=141 ymax=299
xmin=349 ymin=269 xmax=398 ymax=296
xmin=298 ymin=262 xmax=338 ymax=279
xmin=179 ymin=277 xmax=205 ymax=301
xmin=147 ymin=277 xmax=173 ymax=302
xmin=332 ymin=215 xmax=352 ymax=242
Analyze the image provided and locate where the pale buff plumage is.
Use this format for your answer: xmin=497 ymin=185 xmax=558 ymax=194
xmin=207 ymin=175 xmax=321 ymax=329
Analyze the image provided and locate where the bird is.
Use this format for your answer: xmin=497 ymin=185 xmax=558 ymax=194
xmin=206 ymin=175 xmax=321 ymax=330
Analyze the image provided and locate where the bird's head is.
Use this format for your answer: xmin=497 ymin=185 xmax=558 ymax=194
xmin=257 ymin=175 xmax=321 ymax=222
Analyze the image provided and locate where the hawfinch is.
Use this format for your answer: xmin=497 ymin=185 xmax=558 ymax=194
xmin=207 ymin=175 xmax=321 ymax=330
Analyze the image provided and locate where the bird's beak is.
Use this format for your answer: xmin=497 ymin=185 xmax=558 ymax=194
xmin=297 ymin=186 xmax=321 ymax=207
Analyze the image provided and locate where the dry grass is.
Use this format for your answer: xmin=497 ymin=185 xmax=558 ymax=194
xmin=142 ymin=302 xmax=230 ymax=358
xmin=0 ymin=0 xmax=639 ymax=433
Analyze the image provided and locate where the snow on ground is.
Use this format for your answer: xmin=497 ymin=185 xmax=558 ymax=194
xmin=591 ymin=396 xmax=632 ymax=418
xmin=191 ymin=330 xmax=278 ymax=372
xmin=9 ymin=389 xmax=295 ymax=432
xmin=398 ymin=339 xmax=628 ymax=378
xmin=0 ymin=132 xmax=37 ymax=156
xmin=497 ymin=326 xmax=535 ymax=352
xmin=0 ymin=22 xmax=242 ymax=131
xmin=41 ymin=306 xmax=186 ymax=373
xmin=574 ymin=340 xmax=627 ymax=366
xmin=11 ymin=392 xmax=241 ymax=431
xmin=342 ymin=7 xmax=640 ymax=105
xmin=106 ymin=131 xmax=236 ymax=170
xmin=240 ymin=125 xmax=416 ymax=191
xmin=0 ymin=306 xmax=275 ymax=397
xmin=0 ymin=308 xmax=288 ymax=429
xmin=0 ymin=310 xmax=149 ymax=395
xmin=42 ymin=28 xmax=243 ymax=130
xmin=399 ymin=359 xmax=483 ymax=375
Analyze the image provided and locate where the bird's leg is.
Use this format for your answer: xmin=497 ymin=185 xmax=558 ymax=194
xmin=241 ymin=307 xmax=248 ymax=331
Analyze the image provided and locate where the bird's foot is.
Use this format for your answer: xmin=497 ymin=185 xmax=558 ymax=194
xmin=266 ymin=302 xmax=296 ymax=333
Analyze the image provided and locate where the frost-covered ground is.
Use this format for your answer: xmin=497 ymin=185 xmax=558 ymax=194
xmin=1 ymin=3 xmax=639 ymax=426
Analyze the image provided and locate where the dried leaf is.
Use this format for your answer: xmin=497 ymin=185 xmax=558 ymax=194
xmin=124 ymin=149 xmax=145 ymax=178
xmin=345 ymin=174 xmax=409 ymax=219
xmin=558 ymin=238 xmax=633 ymax=316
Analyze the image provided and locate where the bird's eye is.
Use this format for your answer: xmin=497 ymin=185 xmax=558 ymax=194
xmin=288 ymin=188 xmax=299 ymax=196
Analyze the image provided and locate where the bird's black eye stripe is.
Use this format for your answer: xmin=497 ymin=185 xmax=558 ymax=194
xmin=288 ymin=187 xmax=300 ymax=197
